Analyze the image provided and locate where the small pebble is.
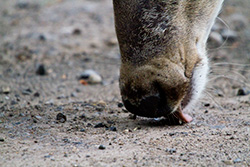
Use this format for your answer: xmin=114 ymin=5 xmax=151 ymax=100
xmin=105 ymin=38 xmax=118 ymax=46
xmin=204 ymin=103 xmax=210 ymax=107
xmin=34 ymin=92 xmax=40 ymax=97
xmin=237 ymin=88 xmax=250 ymax=96
xmin=117 ymin=102 xmax=123 ymax=108
xmin=72 ymin=142 xmax=83 ymax=145
xmin=209 ymin=31 xmax=223 ymax=45
xmin=169 ymin=132 xmax=176 ymax=136
xmin=11 ymin=100 xmax=17 ymax=105
xmin=39 ymin=34 xmax=46 ymax=41
xmin=62 ymin=138 xmax=70 ymax=143
xmin=35 ymin=115 xmax=42 ymax=120
xmin=109 ymin=126 xmax=117 ymax=131
xmin=80 ymin=129 xmax=85 ymax=132
xmin=72 ymin=28 xmax=81 ymax=35
xmin=2 ymin=87 xmax=10 ymax=94
xmin=44 ymin=155 xmax=51 ymax=158
xmin=71 ymin=92 xmax=77 ymax=97
xmin=233 ymin=158 xmax=242 ymax=163
xmin=36 ymin=64 xmax=46 ymax=75
xmin=98 ymin=145 xmax=106 ymax=150
xmin=22 ymin=88 xmax=32 ymax=95
xmin=56 ymin=113 xmax=67 ymax=123
xmin=45 ymin=99 xmax=54 ymax=105
xmin=79 ymin=114 xmax=86 ymax=119
xmin=221 ymin=29 xmax=238 ymax=42
xmin=128 ymin=114 xmax=137 ymax=120
xmin=78 ymin=70 xmax=102 ymax=84
xmin=0 ymin=138 xmax=4 ymax=142
xmin=94 ymin=122 xmax=107 ymax=128
xmin=97 ymin=100 xmax=106 ymax=107
xmin=166 ymin=148 xmax=176 ymax=154
xmin=223 ymin=160 xmax=233 ymax=165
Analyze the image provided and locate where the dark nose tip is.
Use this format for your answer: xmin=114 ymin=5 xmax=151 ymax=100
xmin=123 ymin=95 xmax=171 ymax=118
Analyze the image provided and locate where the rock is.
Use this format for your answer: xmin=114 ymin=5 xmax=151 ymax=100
xmin=166 ymin=148 xmax=176 ymax=154
xmin=35 ymin=115 xmax=42 ymax=120
xmin=105 ymin=38 xmax=118 ymax=46
xmin=94 ymin=122 xmax=107 ymax=128
xmin=11 ymin=100 xmax=17 ymax=105
xmin=36 ymin=64 xmax=46 ymax=75
xmin=45 ymin=99 xmax=54 ymax=105
xmin=72 ymin=28 xmax=82 ymax=35
xmin=79 ymin=114 xmax=86 ymax=119
xmin=209 ymin=31 xmax=223 ymax=45
xmin=1 ymin=86 xmax=10 ymax=94
xmin=237 ymin=88 xmax=250 ymax=96
xmin=97 ymin=100 xmax=106 ymax=107
xmin=109 ymin=126 xmax=117 ymax=131
xmin=0 ymin=138 xmax=4 ymax=142
xmin=169 ymin=132 xmax=176 ymax=136
xmin=62 ymin=138 xmax=70 ymax=143
xmin=223 ymin=160 xmax=233 ymax=165
xmin=56 ymin=113 xmax=67 ymax=123
xmin=80 ymin=129 xmax=85 ymax=132
xmin=22 ymin=88 xmax=32 ymax=95
xmin=78 ymin=70 xmax=102 ymax=84
xmin=98 ymin=145 xmax=106 ymax=150
xmin=233 ymin=158 xmax=242 ymax=163
xmin=34 ymin=92 xmax=40 ymax=97
xmin=128 ymin=114 xmax=137 ymax=120
xmin=72 ymin=142 xmax=83 ymax=145
xmin=71 ymin=92 xmax=77 ymax=97
xmin=117 ymin=102 xmax=124 ymax=108
xmin=221 ymin=29 xmax=238 ymax=42
xmin=39 ymin=34 xmax=46 ymax=41
xmin=204 ymin=103 xmax=210 ymax=107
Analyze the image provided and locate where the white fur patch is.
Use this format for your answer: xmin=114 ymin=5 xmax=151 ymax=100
xmin=183 ymin=0 xmax=224 ymax=112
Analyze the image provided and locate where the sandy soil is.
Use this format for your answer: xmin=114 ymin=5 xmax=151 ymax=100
xmin=0 ymin=0 xmax=249 ymax=166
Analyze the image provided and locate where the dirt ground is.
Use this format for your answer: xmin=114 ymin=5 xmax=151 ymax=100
xmin=0 ymin=0 xmax=249 ymax=166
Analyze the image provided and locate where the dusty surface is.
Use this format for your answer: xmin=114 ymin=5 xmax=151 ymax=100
xmin=0 ymin=0 xmax=249 ymax=166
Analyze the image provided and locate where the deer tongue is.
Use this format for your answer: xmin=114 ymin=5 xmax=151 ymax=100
xmin=176 ymin=106 xmax=193 ymax=123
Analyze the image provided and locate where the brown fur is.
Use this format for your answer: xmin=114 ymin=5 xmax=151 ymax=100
xmin=113 ymin=0 xmax=224 ymax=118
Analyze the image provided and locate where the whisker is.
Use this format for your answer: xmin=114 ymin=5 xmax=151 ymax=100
xmin=208 ymin=75 xmax=250 ymax=87
xmin=208 ymin=16 xmax=230 ymax=51
xmin=211 ymin=62 xmax=250 ymax=67
xmin=210 ymin=70 xmax=248 ymax=82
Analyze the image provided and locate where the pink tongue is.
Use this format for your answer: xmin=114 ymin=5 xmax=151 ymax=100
xmin=176 ymin=107 xmax=193 ymax=123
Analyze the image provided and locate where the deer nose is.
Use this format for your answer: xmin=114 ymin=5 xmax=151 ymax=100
xmin=123 ymin=95 xmax=172 ymax=118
